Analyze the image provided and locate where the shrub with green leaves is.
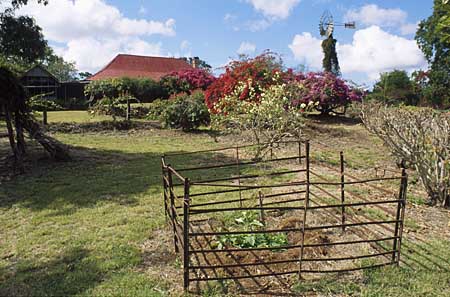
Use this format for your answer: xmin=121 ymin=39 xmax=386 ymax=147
xmin=89 ymin=95 xmax=132 ymax=121
xmin=214 ymin=211 xmax=288 ymax=250
xmin=146 ymin=99 xmax=171 ymax=120
xmin=84 ymin=77 xmax=168 ymax=102
xmin=28 ymin=94 xmax=63 ymax=111
xmin=161 ymin=91 xmax=210 ymax=131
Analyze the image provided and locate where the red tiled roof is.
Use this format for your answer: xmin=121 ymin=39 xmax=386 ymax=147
xmin=89 ymin=54 xmax=193 ymax=81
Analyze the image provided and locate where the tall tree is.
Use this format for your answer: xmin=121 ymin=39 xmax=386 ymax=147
xmin=322 ymin=34 xmax=340 ymax=76
xmin=44 ymin=47 xmax=77 ymax=81
xmin=415 ymin=0 xmax=450 ymax=107
xmin=0 ymin=14 xmax=47 ymax=64
xmin=371 ymin=70 xmax=418 ymax=105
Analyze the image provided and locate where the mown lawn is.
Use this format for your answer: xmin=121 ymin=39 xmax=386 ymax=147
xmin=0 ymin=112 xmax=449 ymax=297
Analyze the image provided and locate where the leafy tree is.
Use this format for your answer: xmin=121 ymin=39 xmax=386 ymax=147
xmin=322 ymin=34 xmax=340 ymax=76
xmin=0 ymin=14 xmax=47 ymax=64
xmin=44 ymin=47 xmax=77 ymax=81
xmin=370 ymin=70 xmax=418 ymax=105
xmin=78 ymin=71 xmax=92 ymax=80
xmin=415 ymin=0 xmax=450 ymax=107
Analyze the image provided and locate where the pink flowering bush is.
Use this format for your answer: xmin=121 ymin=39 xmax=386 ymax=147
xmin=161 ymin=68 xmax=216 ymax=95
xmin=291 ymin=72 xmax=364 ymax=114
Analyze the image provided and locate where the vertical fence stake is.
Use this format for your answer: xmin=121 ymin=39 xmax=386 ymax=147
xmin=42 ymin=109 xmax=48 ymax=126
xmin=183 ymin=178 xmax=191 ymax=291
xmin=299 ymin=140 xmax=310 ymax=280
xmin=258 ymin=191 xmax=265 ymax=225
xmin=298 ymin=140 xmax=302 ymax=165
xmin=167 ymin=166 xmax=179 ymax=254
xmin=392 ymin=164 xmax=407 ymax=265
xmin=236 ymin=146 xmax=243 ymax=208
xmin=161 ymin=156 xmax=168 ymax=222
xmin=396 ymin=166 xmax=408 ymax=266
xmin=340 ymin=151 xmax=346 ymax=233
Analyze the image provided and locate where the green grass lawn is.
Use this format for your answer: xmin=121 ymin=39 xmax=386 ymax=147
xmin=33 ymin=110 xmax=113 ymax=123
xmin=0 ymin=112 xmax=449 ymax=297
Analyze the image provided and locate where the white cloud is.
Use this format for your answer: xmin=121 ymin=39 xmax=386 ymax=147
xmin=245 ymin=0 xmax=300 ymax=19
xmin=289 ymin=26 xmax=427 ymax=81
xmin=179 ymin=40 xmax=192 ymax=57
xmin=59 ymin=37 xmax=163 ymax=73
xmin=288 ymin=32 xmax=323 ymax=70
xmin=224 ymin=13 xmax=237 ymax=22
xmin=237 ymin=42 xmax=256 ymax=54
xmin=16 ymin=0 xmax=175 ymax=72
xmin=180 ymin=40 xmax=191 ymax=51
xmin=345 ymin=4 xmax=417 ymax=36
xmin=345 ymin=4 xmax=407 ymax=27
xmin=400 ymin=22 xmax=419 ymax=35
xmin=246 ymin=19 xmax=272 ymax=32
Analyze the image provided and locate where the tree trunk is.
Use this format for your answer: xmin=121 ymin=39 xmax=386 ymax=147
xmin=14 ymin=111 xmax=26 ymax=155
xmin=18 ymin=113 xmax=71 ymax=161
xmin=4 ymin=107 xmax=24 ymax=172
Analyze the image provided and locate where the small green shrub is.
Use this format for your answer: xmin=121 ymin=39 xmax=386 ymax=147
xmin=213 ymin=211 xmax=288 ymax=250
xmin=89 ymin=95 xmax=130 ymax=121
xmin=161 ymin=92 xmax=210 ymax=131
xmin=146 ymin=99 xmax=170 ymax=120
xmin=28 ymin=94 xmax=63 ymax=111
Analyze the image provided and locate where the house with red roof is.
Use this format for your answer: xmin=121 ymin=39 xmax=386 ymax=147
xmin=89 ymin=54 xmax=196 ymax=81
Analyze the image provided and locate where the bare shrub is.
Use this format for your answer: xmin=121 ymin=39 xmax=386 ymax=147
xmin=361 ymin=104 xmax=450 ymax=207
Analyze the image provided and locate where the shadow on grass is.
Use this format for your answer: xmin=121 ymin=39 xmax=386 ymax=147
xmin=0 ymin=144 xmax=239 ymax=212
xmin=0 ymin=247 xmax=102 ymax=297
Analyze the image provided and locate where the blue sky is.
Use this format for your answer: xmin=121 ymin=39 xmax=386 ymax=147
xmin=17 ymin=0 xmax=433 ymax=85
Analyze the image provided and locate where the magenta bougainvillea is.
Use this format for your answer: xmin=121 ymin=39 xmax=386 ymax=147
xmin=292 ymin=72 xmax=364 ymax=113
xmin=161 ymin=68 xmax=216 ymax=96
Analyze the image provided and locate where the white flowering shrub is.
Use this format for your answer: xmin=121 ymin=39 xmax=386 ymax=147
xmin=213 ymin=80 xmax=315 ymax=158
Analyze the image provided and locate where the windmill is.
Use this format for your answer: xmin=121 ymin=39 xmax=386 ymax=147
xmin=319 ymin=10 xmax=355 ymax=38
xmin=318 ymin=10 xmax=355 ymax=75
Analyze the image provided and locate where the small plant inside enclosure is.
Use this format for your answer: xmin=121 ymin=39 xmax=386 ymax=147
xmin=214 ymin=211 xmax=288 ymax=250
xmin=362 ymin=103 xmax=449 ymax=207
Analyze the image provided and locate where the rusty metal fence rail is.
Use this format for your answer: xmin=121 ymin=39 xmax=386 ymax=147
xmin=161 ymin=140 xmax=408 ymax=292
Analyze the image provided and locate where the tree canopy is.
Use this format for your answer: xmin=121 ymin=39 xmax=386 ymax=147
xmin=371 ymin=70 xmax=418 ymax=106
xmin=0 ymin=14 xmax=47 ymax=64
xmin=415 ymin=0 xmax=450 ymax=107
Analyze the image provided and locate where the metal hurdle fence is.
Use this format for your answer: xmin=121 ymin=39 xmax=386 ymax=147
xmin=161 ymin=139 xmax=408 ymax=292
